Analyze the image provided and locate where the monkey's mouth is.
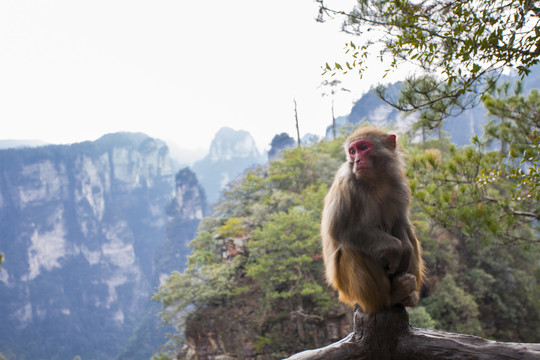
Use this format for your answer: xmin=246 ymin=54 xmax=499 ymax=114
xmin=354 ymin=166 xmax=369 ymax=174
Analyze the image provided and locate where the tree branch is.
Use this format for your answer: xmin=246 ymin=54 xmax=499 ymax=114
xmin=484 ymin=196 xmax=540 ymax=220
xmin=285 ymin=306 xmax=540 ymax=360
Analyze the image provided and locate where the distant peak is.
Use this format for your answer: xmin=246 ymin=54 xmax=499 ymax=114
xmin=213 ymin=127 xmax=252 ymax=140
xmin=95 ymin=132 xmax=152 ymax=145
xmin=208 ymin=127 xmax=260 ymax=162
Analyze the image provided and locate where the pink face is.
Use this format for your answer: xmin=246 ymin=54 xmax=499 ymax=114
xmin=348 ymin=139 xmax=374 ymax=175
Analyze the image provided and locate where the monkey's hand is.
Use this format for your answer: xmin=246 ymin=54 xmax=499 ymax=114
xmin=390 ymin=273 xmax=419 ymax=308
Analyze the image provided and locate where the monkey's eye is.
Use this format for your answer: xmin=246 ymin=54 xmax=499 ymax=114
xmin=359 ymin=144 xmax=368 ymax=151
xmin=349 ymin=148 xmax=356 ymax=156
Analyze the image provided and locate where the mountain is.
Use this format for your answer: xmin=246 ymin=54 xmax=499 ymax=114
xmin=192 ymin=127 xmax=265 ymax=204
xmin=0 ymin=133 xmax=205 ymax=360
xmin=328 ymin=81 xmax=478 ymax=145
xmin=268 ymin=133 xmax=296 ymax=161
xmin=332 ymin=65 xmax=540 ymax=145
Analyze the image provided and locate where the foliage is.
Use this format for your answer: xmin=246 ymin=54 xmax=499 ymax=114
xmin=246 ymin=185 xmax=332 ymax=312
xmin=319 ymin=0 xmax=540 ymax=125
xmin=408 ymin=136 xmax=537 ymax=247
xmin=407 ymin=306 xmax=436 ymax=329
xmin=423 ymin=275 xmax=483 ymax=335
xmin=151 ymin=354 xmax=172 ymax=360
xmin=408 ymin=127 xmax=540 ymax=340
xmin=482 ymin=84 xmax=540 ymax=201
xmin=217 ymin=217 xmax=248 ymax=238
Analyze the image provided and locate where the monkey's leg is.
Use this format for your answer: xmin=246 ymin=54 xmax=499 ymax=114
xmin=336 ymin=250 xmax=392 ymax=313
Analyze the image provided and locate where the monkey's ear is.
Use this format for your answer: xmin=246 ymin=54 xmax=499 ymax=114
xmin=388 ymin=134 xmax=396 ymax=150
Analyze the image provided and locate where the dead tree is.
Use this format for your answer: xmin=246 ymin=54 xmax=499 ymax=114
xmin=285 ymin=306 xmax=540 ymax=360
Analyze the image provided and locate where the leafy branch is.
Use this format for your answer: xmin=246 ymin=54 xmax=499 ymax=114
xmin=318 ymin=0 xmax=540 ymax=127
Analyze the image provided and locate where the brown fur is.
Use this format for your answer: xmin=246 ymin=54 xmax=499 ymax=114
xmin=321 ymin=126 xmax=425 ymax=313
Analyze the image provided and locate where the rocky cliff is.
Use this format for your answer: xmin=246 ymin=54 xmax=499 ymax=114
xmin=116 ymin=167 xmax=208 ymax=360
xmin=0 ymin=133 xmax=204 ymax=360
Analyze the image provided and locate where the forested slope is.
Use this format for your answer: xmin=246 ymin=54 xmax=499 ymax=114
xmin=155 ymin=108 xmax=539 ymax=359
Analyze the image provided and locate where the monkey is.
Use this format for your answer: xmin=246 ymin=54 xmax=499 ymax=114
xmin=321 ymin=126 xmax=424 ymax=314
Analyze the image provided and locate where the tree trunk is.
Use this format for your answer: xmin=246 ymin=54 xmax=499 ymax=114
xmin=285 ymin=306 xmax=540 ymax=360
xmin=331 ymin=97 xmax=336 ymax=140
xmin=294 ymin=99 xmax=301 ymax=148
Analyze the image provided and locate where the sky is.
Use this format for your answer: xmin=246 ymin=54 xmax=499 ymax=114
xmin=0 ymin=0 xmax=409 ymax=154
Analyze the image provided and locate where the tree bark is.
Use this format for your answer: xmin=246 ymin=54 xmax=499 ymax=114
xmin=285 ymin=306 xmax=540 ymax=360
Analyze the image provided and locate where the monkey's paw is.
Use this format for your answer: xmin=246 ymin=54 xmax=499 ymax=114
xmin=390 ymin=273 xmax=419 ymax=308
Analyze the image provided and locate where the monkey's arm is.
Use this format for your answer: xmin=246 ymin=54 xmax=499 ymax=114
xmin=340 ymin=225 xmax=404 ymax=275
xmin=391 ymin=220 xmax=415 ymax=274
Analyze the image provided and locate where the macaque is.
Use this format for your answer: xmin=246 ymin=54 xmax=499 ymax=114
xmin=321 ymin=126 xmax=424 ymax=313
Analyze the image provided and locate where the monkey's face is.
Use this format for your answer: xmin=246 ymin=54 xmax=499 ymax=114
xmin=345 ymin=130 xmax=398 ymax=181
xmin=348 ymin=139 xmax=374 ymax=178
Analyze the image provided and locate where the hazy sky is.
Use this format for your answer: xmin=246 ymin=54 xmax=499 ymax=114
xmin=0 ymin=0 xmax=406 ymax=153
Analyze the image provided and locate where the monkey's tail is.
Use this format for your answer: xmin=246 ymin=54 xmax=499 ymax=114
xmin=406 ymin=227 xmax=426 ymax=290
